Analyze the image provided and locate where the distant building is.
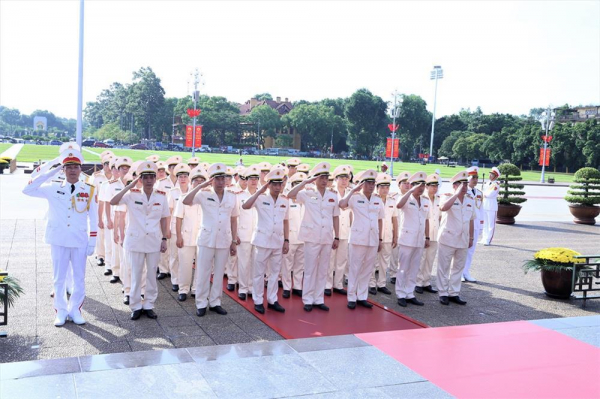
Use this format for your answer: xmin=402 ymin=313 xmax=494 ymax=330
xmin=239 ymin=96 xmax=301 ymax=150
xmin=555 ymin=106 xmax=600 ymax=123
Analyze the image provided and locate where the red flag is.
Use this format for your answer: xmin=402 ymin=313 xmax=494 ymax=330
xmin=388 ymin=124 xmax=399 ymax=132
xmin=538 ymin=148 xmax=551 ymax=166
xmin=185 ymin=125 xmax=202 ymax=147
xmin=187 ymin=108 xmax=201 ymax=118
xmin=541 ymin=135 xmax=553 ymax=143
xmin=385 ymin=138 xmax=400 ymax=158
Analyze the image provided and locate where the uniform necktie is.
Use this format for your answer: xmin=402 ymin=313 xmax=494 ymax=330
xmin=71 ymin=184 xmax=75 ymax=194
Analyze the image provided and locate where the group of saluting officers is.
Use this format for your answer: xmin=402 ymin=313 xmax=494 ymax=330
xmin=24 ymin=144 xmax=502 ymax=326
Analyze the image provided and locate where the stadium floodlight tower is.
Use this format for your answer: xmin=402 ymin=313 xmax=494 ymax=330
xmin=429 ymin=66 xmax=443 ymax=161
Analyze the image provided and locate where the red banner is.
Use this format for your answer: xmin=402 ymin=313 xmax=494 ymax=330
xmin=388 ymin=123 xmax=399 ymax=132
xmin=185 ymin=125 xmax=202 ymax=148
xmin=539 ymin=148 xmax=550 ymax=166
xmin=541 ymin=135 xmax=553 ymax=143
xmin=385 ymin=138 xmax=400 ymax=158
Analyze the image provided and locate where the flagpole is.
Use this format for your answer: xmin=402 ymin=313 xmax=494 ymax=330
xmin=76 ymin=0 xmax=85 ymax=147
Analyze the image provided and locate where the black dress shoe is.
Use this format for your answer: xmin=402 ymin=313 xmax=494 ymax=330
xmin=172 ymin=284 xmax=179 ymax=292
xmin=254 ymin=304 xmax=265 ymax=314
xmin=390 ymin=277 xmax=396 ymax=285
xmin=424 ymin=285 xmax=439 ymax=293
xmin=324 ymin=289 xmax=332 ymax=296
xmin=144 ymin=309 xmax=158 ymax=319
xmin=238 ymin=293 xmax=247 ymax=300
xmin=357 ymin=300 xmax=373 ymax=308
xmin=333 ymin=288 xmax=347 ymax=295
xmin=178 ymin=293 xmax=187 ymax=302
xmin=347 ymin=301 xmax=356 ymax=309
xmin=130 ymin=309 xmax=142 ymax=320
xmin=157 ymin=273 xmax=168 ymax=280
xmin=196 ymin=307 xmax=207 ymax=317
xmin=368 ymin=287 xmax=377 ymax=295
xmin=407 ymin=297 xmax=424 ymax=306
xmin=191 ymin=293 xmax=195 ymax=297
xmin=209 ymin=305 xmax=228 ymax=315
xmin=248 ymin=292 xmax=252 ymax=297
xmin=123 ymin=295 xmax=130 ymax=305
xmin=282 ymin=290 xmax=290 ymax=298
xmin=104 ymin=269 xmax=112 ymax=276
xmin=167 ymin=273 xmax=171 ymax=277
xmin=397 ymin=298 xmax=407 ymax=307
xmin=226 ymin=284 xmax=235 ymax=292
xmin=303 ymin=304 xmax=313 ymax=312
xmin=440 ymin=296 xmax=449 ymax=305
xmin=415 ymin=286 xmax=424 ymax=294
xmin=110 ymin=276 xmax=121 ymax=284
xmin=97 ymin=258 xmax=105 ymax=267
xmin=268 ymin=302 xmax=285 ymax=313
xmin=378 ymin=287 xmax=392 ymax=295
xmin=449 ymin=296 xmax=467 ymax=305
xmin=278 ymin=281 xmax=283 ymax=288
xmin=292 ymin=289 xmax=302 ymax=297
xmin=314 ymin=304 xmax=329 ymax=311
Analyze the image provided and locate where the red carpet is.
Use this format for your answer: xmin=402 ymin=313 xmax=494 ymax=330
xmin=223 ymin=279 xmax=426 ymax=339
xmin=357 ymin=321 xmax=600 ymax=399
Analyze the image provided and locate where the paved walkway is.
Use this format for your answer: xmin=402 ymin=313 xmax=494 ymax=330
xmin=0 ymin=144 xmax=22 ymax=159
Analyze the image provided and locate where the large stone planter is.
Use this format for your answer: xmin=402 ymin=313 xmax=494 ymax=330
xmin=496 ymin=203 xmax=522 ymax=225
xmin=541 ymin=268 xmax=574 ymax=299
xmin=568 ymin=204 xmax=599 ymax=225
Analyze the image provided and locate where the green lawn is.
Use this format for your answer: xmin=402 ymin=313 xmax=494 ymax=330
xmin=0 ymin=143 xmax=12 ymax=155
xmin=16 ymin=144 xmax=575 ymax=183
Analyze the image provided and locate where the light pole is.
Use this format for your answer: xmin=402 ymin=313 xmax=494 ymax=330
xmin=388 ymin=91 xmax=402 ymax=177
xmin=429 ymin=65 xmax=443 ymax=160
xmin=75 ymin=0 xmax=85 ymax=147
xmin=191 ymin=69 xmax=200 ymax=157
xmin=538 ymin=107 xmax=555 ymax=183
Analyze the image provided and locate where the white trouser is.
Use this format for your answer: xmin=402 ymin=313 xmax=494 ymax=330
xmin=50 ymin=245 xmax=86 ymax=316
xmin=389 ymin=244 xmax=399 ymax=276
xmin=122 ymin=248 xmax=145 ymax=296
xmin=158 ymin=239 xmax=170 ymax=273
xmin=95 ymin=227 xmax=105 ymax=259
xmin=417 ymin=241 xmax=438 ymax=287
xmin=481 ymin=210 xmax=497 ymax=245
xmin=282 ymin=243 xmax=304 ymax=291
xmin=111 ymin=231 xmax=121 ymax=277
xmin=347 ymin=244 xmax=378 ymax=302
xmin=395 ymin=245 xmax=424 ymax=299
xmin=253 ymin=246 xmax=283 ymax=305
xmin=104 ymin=225 xmax=113 ymax=272
xmin=127 ymin=251 xmax=159 ymax=311
xmin=236 ymin=242 xmax=254 ymax=294
xmin=303 ymin=243 xmax=332 ymax=306
xmin=436 ymin=243 xmax=468 ymax=297
xmin=226 ymin=254 xmax=238 ymax=285
xmin=464 ymin=228 xmax=482 ymax=277
xmin=371 ymin=242 xmax=391 ymax=288
xmin=178 ymin=246 xmax=196 ymax=294
xmin=327 ymin=239 xmax=348 ymax=290
xmin=195 ymin=246 xmax=228 ymax=309
xmin=168 ymin=238 xmax=179 ymax=284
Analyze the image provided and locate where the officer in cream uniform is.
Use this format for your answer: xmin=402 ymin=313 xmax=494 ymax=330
xmin=389 ymin=171 xmax=412 ymax=284
xmin=98 ymin=157 xmax=118 ymax=277
xmin=436 ymin=171 xmax=475 ymax=306
xmin=155 ymin=161 xmax=173 ymax=191
xmin=286 ymin=158 xmax=301 ymax=178
xmin=415 ymin=173 xmax=441 ymax=294
xmin=282 ymin=172 xmax=306 ymax=298
xmin=242 ymin=169 xmax=289 ymax=314
xmin=258 ymin=162 xmax=272 ymax=186
xmin=23 ymin=149 xmax=98 ymax=326
xmin=369 ymin=173 xmax=396 ymax=295
xmin=339 ymin=170 xmax=384 ymax=310
xmin=395 ymin=172 xmax=430 ymax=307
xmin=182 ymin=163 xmax=239 ymax=317
xmin=91 ymin=154 xmax=113 ymax=267
xmin=481 ymin=166 xmax=500 ymax=246
xmin=464 ymin=166 xmax=484 ymax=282
xmin=187 ymin=157 xmax=201 ymax=169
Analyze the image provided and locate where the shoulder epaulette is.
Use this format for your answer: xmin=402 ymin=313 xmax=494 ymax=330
xmin=108 ymin=179 xmax=118 ymax=184
xmin=201 ymin=187 xmax=212 ymax=192
xmin=444 ymin=193 xmax=452 ymax=196
xmin=281 ymin=194 xmax=288 ymax=199
xmin=85 ymin=182 xmax=95 ymax=188
xmin=328 ymin=188 xmax=338 ymax=194
xmin=155 ymin=190 xmax=166 ymax=195
xmin=131 ymin=188 xmax=141 ymax=193
xmin=374 ymin=193 xmax=381 ymax=197
xmin=158 ymin=177 xmax=167 ymax=181
xmin=93 ymin=171 xmax=102 ymax=175
xmin=227 ymin=189 xmax=242 ymax=194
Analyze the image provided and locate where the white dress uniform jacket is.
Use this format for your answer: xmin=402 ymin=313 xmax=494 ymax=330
xmin=347 ymin=192 xmax=385 ymax=247
xmin=193 ymin=188 xmax=239 ymax=248
xmin=250 ymin=193 xmax=289 ymax=249
xmin=438 ymin=194 xmax=476 ymax=249
xmin=120 ymin=189 xmax=171 ymax=253
xmin=482 ymin=180 xmax=500 ymax=211
xmin=296 ymin=188 xmax=340 ymax=244
xmin=398 ymin=195 xmax=430 ymax=248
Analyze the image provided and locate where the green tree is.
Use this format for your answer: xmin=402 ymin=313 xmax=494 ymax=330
xmin=345 ymin=89 xmax=388 ymax=157
xmin=246 ymin=104 xmax=281 ymax=148
xmin=253 ymin=93 xmax=273 ymax=101
xmin=283 ymin=104 xmax=344 ymax=151
xmin=432 ymin=115 xmax=467 ymax=156
xmin=0 ymin=108 xmax=21 ymax=133
xmin=127 ymin=67 xmax=165 ymax=139
xmin=275 ymin=134 xmax=293 ymax=148
xmin=439 ymin=130 xmax=469 ymax=158
xmin=395 ymin=94 xmax=432 ymax=160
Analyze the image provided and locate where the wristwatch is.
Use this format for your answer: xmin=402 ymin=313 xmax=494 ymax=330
xmin=162 ymin=238 xmax=167 ymax=241
xmin=284 ymin=239 xmax=289 ymax=243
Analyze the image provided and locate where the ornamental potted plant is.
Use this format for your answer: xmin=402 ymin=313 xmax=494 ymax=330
xmin=565 ymin=167 xmax=600 ymax=225
xmin=0 ymin=272 xmax=24 ymax=308
xmin=523 ymin=247 xmax=583 ymax=299
xmin=496 ymin=163 xmax=527 ymax=224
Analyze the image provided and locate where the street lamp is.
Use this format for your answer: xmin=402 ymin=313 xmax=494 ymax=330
xmin=538 ymin=107 xmax=555 ymax=183
xmin=429 ymin=65 xmax=443 ymax=160
xmin=388 ymin=91 xmax=403 ymax=177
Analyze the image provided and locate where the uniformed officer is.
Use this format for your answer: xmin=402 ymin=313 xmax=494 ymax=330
xmin=286 ymin=158 xmax=301 ymax=178
xmin=389 ymin=171 xmax=411 ymax=284
xmin=98 ymin=157 xmax=118 ymax=276
xmin=236 ymin=167 xmax=248 ymax=191
xmin=481 ymin=166 xmax=500 ymax=246
xmin=225 ymin=166 xmax=235 ymax=187
xmin=287 ymin=162 xmax=340 ymax=312
xmin=369 ymin=173 xmax=396 ymax=295
xmin=464 ymin=166 xmax=484 ymax=282
xmin=23 ymin=149 xmax=98 ymax=326
xmin=233 ymin=165 xmax=245 ymax=186
xmin=182 ymin=163 xmax=239 ymax=317
xmin=174 ymin=167 xmax=207 ymax=301
xmin=326 ymin=165 xmax=352 ymax=296
xmin=242 ymin=169 xmax=289 ymax=314
xmin=187 ymin=157 xmax=200 ymax=169
xmin=166 ymin=155 xmax=183 ymax=186
xmin=146 ymin=154 xmax=161 ymax=163
xmin=155 ymin=161 xmax=172 ymax=191
xmin=296 ymin=163 xmax=310 ymax=175
xmin=155 ymin=160 xmax=176 ymax=279
xmin=339 ymin=170 xmax=384 ymax=309
xmin=395 ymin=172 xmax=430 ymax=307
xmin=258 ymin=162 xmax=272 ymax=186
xmin=415 ymin=173 xmax=441 ymax=294
xmin=110 ymin=162 xmax=170 ymax=320
xmin=91 ymin=154 xmax=113 ymax=267
xmin=436 ymin=171 xmax=475 ymax=305
xmin=282 ymin=172 xmax=306 ymax=298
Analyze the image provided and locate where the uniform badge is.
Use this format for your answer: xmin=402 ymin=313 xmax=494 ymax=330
xmin=262 ymin=202 xmax=270 ymax=206
xmin=374 ymin=202 xmax=379 ymax=205
xmin=207 ymin=197 xmax=216 ymax=202
xmin=328 ymin=199 xmax=335 ymax=203
xmin=358 ymin=200 xmax=365 ymax=204
xmin=135 ymin=201 xmax=143 ymax=205
xmin=280 ymin=204 xmax=286 ymax=208
xmin=57 ymin=191 xmax=65 ymax=195
xmin=153 ymin=203 xmax=161 ymax=206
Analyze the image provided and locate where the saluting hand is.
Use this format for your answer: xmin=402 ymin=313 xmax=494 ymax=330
xmin=305 ymin=176 xmax=319 ymax=185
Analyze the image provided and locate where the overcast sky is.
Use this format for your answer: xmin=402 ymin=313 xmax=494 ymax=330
xmin=1 ymin=1 xmax=599 ymax=120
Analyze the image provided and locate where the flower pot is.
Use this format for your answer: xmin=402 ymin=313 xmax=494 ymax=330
xmin=568 ymin=204 xmax=599 ymax=225
xmin=548 ymin=178 xmax=555 ymax=184
xmin=541 ymin=268 xmax=574 ymax=299
xmin=496 ymin=203 xmax=522 ymax=225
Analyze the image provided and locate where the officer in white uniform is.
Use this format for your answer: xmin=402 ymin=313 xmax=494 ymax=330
xmin=282 ymin=172 xmax=306 ymax=298
xmin=187 ymin=157 xmax=200 ymax=169
xmin=369 ymin=173 xmax=396 ymax=295
xmin=174 ymin=167 xmax=206 ymax=301
xmin=464 ymin=166 xmax=484 ymax=282
xmin=436 ymin=171 xmax=475 ymax=305
xmin=296 ymin=163 xmax=310 ymax=176
xmin=389 ymin=171 xmax=411 ymax=284
xmin=339 ymin=170 xmax=384 ymax=309
xmin=258 ymin=162 xmax=272 ymax=186
xmin=481 ymin=166 xmax=500 ymax=246
xmin=23 ymin=149 xmax=98 ymax=326
xmin=415 ymin=173 xmax=441 ymax=294
xmin=156 ymin=158 xmax=179 ymax=279
xmin=395 ymin=172 xmax=430 ymax=307
xmin=97 ymin=157 xmax=118 ymax=277
xmin=182 ymin=163 xmax=239 ymax=317
xmin=287 ymin=162 xmax=340 ymax=312
xmin=326 ymin=165 xmax=352 ymax=296
xmin=91 ymin=154 xmax=113 ymax=267
xmin=242 ymin=169 xmax=289 ymax=314
xmin=286 ymin=158 xmax=301 ymax=178
xmin=154 ymin=161 xmax=173 ymax=192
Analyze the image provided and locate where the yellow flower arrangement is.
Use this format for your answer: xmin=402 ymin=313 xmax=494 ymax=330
xmin=534 ymin=248 xmax=584 ymax=264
